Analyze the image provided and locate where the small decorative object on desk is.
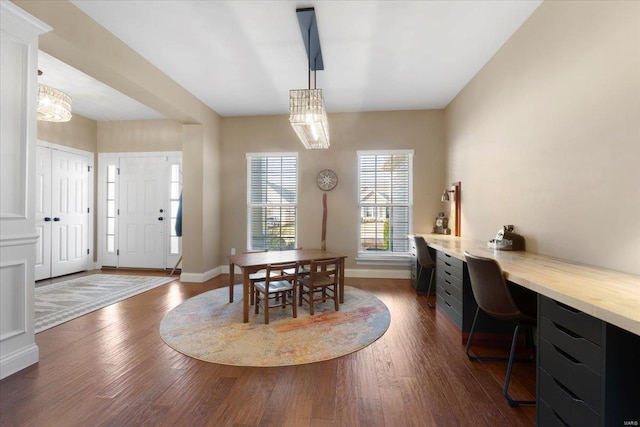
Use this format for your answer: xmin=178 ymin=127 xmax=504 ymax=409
xmin=487 ymin=225 xmax=525 ymax=251
xmin=433 ymin=212 xmax=451 ymax=234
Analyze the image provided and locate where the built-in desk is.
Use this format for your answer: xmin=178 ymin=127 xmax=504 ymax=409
xmin=421 ymin=234 xmax=640 ymax=335
xmin=419 ymin=234 xmax=640 ymax=426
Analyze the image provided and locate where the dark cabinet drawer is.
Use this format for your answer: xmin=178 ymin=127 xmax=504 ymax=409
xmin=539 ymin=368 xmax=600 ymax=426
xmin=539 ymin=337 xmax=602 ymax=410
xmin=436 ymin=292 xmax=462 ymax=329
xmin=436 ymin=274 xmax=462 ymax=306
xmin=538 ymin=398 xmax=576 ymax=427
xmin=436 ymin=259 xmax=464 ymax=287
xmin=539 ymin=316 xmax=603 ymax=375
xmin=540 ymin=296 xmax=603 ymax=345
xmin=436 ymin=251 xmax=463 ymax=271
xmin=439 ymin=284 xmax=462 ymax=314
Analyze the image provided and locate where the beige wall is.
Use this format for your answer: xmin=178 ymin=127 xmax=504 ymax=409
xmin=221 ymin=110 xmax=446 ymax=270
xmin=97 ymin=120 xmax=182 ymax=152
xmin=37 ymin=113 xmax=97 ymax=152
xmin=18 ymin=0 xmax=222 ymax=277
xmin=445 ymin=0 xmax=640 ymax=275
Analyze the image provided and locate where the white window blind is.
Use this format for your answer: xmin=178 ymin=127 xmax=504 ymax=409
xmin=247 ymin=153 xmax=297 ymax=251
xmin=357 ymin=150 xmax=413 ymax=255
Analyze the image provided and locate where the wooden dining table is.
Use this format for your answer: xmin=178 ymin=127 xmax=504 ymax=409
xmin=228 ymin=249 xmax=347 ymax=323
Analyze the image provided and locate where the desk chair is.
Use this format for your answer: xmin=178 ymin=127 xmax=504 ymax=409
xmin=464 ymin=251 xmax=536 ymax=407
xmin=414 ymin=236 xmax=436 ymax=308
xmin=299 ymin=258 xmax=340 ymax=315
xmin=254 ymin=262 xmax=299 ymax=324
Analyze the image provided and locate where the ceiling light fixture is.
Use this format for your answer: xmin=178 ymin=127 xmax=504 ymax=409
xmin=289 ymin=7 xmax=329 ymax=150
xmin=37 ymin=70 xmax=72 ymax=122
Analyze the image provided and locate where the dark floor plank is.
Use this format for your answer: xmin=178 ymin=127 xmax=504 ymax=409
xmin=0 ymin=272 xmax=536 ymax=426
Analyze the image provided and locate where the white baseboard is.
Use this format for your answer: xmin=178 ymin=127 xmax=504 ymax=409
xmin=180 ymin=266 xmax=222 ymax=283
xmin=0 ymin=343 xmax=39 ymax=380
xmin=345 ymin=268 xmax=410 ymax=279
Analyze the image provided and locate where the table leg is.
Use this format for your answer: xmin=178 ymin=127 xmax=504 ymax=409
xmin=243 ymin=269 xmax=250 ymax=323
xmin=339 ymin=257 xmax=345 ymax=303
xmin=229 ymin=262 xmax=235 ymax=303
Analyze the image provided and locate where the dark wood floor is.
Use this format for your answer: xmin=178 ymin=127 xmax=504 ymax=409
xmin=1 ymin=272 xmax=536 ymax=426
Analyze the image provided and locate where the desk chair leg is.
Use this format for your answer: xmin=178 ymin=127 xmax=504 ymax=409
xmin=418 ymin=265 xmax=436 ymax=309
xmin=466 ymin=307 xmax=536 ymax=407
xmin=465 ymin=307 xmax=535 ymax=363
xmin=504 ymin=324 xmax=536 ymax=407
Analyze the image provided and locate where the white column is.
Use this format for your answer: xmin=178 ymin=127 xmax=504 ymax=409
xmin=0 ymin=1 xmax=51 ymax=380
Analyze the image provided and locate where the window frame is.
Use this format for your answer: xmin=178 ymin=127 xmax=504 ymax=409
xmin=356 ymin=149 xmax=414 ymax=263
xmin=246 ymin=152 xmax=298 ymax=251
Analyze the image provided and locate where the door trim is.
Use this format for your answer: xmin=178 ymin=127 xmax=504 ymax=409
xmin=97 ymin=151 xmax=182 ymax=269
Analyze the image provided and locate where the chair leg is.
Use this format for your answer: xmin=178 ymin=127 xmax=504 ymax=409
xmin=333 ymin=284 xmax=339 ymax=311
xmin=254 ymin=289 xmax=260 ymax=315
xmin=466 ymin=307 xmax=534 ymax=363
xmin=504 ymin=324 xmax=536 ymax=407
xmin=292 ymin=286 xmax=297 ymax=318
xmin=309 ymin=286 xmax=314 ymax=315
xmin=425 ymin=268 xmax=435 ymax=309
xmin=250 ymin=282 xmax=255 ymax=305
xmin=264 ymin=294 xmax=269 ymax=324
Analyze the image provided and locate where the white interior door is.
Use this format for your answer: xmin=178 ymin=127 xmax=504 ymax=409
xmin=118 ymin=157 xmax=166 ymax=268
xmin=35 ymin=146 xmax=90 ymax=280
xmin=34 ymin=146 xmax=52 ymax=281
xmin=50 ymin=149 xmax=90 ymax=277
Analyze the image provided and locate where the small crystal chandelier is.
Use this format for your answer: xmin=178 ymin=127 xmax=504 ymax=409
xmin=289 ymin=7 xmax=330 ymax=150
xmin=37 ymin=70 xmax=72 ymax=122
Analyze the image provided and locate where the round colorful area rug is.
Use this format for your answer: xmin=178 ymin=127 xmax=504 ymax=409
xmin=160 ymin=285 xmax=390 ymax=367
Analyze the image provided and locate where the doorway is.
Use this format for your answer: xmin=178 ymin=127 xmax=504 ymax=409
xmin=35 ymin=142 xmax=93 ymax=281
xmin=98 ymin=152 xmax=182 ymax=269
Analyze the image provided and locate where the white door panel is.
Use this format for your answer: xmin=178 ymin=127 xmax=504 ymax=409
xmin=35 ymin=146 xmax=90 ymax=280
xmin=34 ymin=146 xmax=51 ymax=281
xmin=51 ymin=149 xmax=89 ymax=277
xmin=118 ymin=157 xmax=165 ymax=268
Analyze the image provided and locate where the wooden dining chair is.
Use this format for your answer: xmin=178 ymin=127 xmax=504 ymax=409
xmin=298 ymin=258 xmax=340 ymax=315
xmin=282 ymin=247 xmax=310 ymax=277
xmin=253 ymin=261 xmax=299 ymax=324
xmin=243 ymin=249 xmax=278 ymax=305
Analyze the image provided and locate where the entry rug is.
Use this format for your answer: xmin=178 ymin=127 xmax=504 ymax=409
xmin=35 ymin=274 xmax=175 ymax=333
xmin=160 ymin=285 xmax=391 ymax=367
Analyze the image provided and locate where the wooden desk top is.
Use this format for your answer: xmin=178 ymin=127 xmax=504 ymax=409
xmin=418 ymin=234 xmax=640 ymax=336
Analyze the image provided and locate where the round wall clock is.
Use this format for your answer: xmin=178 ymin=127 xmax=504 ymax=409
xmin=317 ymin=169 xmax=338 ymax=191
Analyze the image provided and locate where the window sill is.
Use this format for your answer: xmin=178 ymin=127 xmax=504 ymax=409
xmin=355 ymin=254 xmax=411 ymax=266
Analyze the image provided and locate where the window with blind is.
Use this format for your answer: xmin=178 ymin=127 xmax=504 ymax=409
xmin=247 ymin=153 xmax=298 ymax=251
xmin=357 ymin=150 xmax=413 ymax=256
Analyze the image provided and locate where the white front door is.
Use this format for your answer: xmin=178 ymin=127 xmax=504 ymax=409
xmin=118 ymin=157 xmax=166 ymax=269
xmin=35 ymin=146 xmax=90 ymax=280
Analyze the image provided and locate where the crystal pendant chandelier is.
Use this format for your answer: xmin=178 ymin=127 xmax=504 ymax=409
xmin=37 ymin=70 xmax=72 ymax=122
xmin=289 ymin=88 xmax=329 ymax=149
xmin=289 ymin=7 xmax=330 ymax=150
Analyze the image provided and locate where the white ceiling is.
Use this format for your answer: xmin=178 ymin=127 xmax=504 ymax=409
xmin=37 ymin=51 xmax=165 ymax=122
xmin=46 ymin=1 xmax=542 ymax=121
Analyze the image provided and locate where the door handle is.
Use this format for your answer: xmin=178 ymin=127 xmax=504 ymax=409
xmin=158 ymin=217 xmax=164 ymax=221
xmin=53 ymin=217 xmax=61 ymax=222
xmin=44 ymin=217 xmax=52 ymax=222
